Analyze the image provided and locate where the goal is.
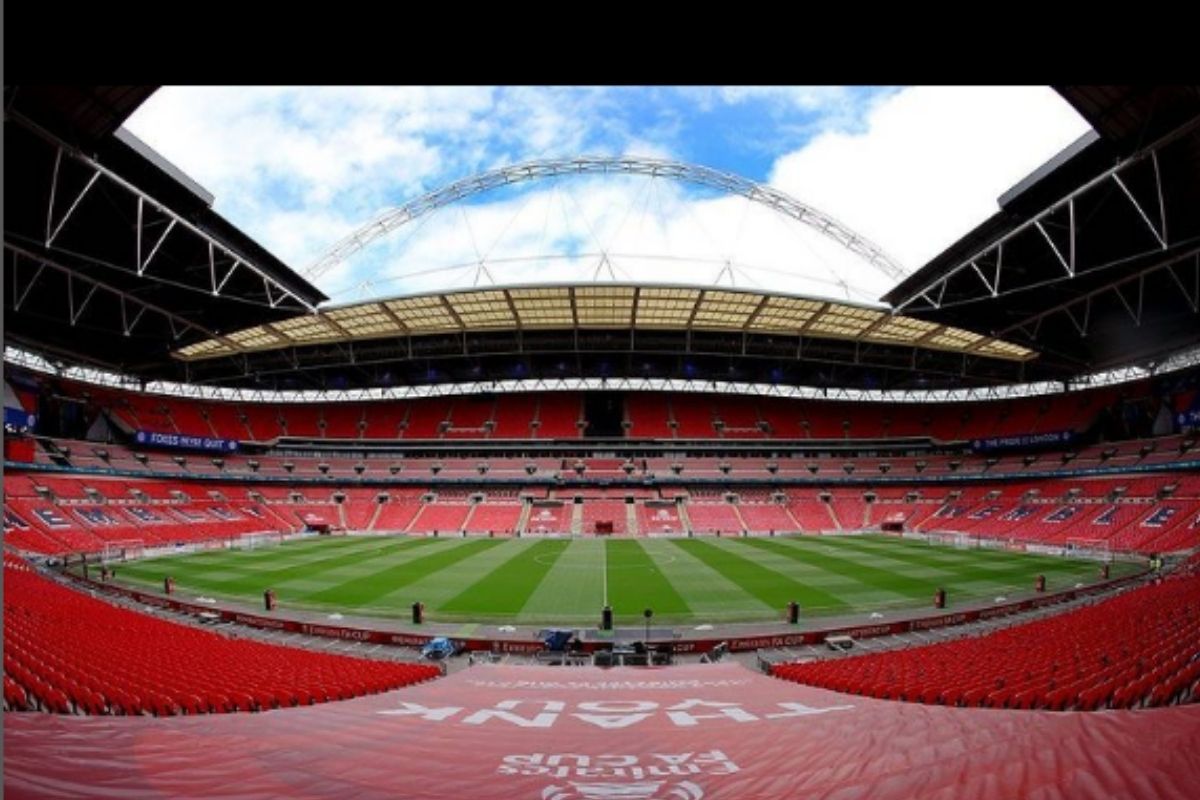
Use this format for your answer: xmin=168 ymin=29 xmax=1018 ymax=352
xmin=101 ymin=539 xmax=145 ymax=563
xmin=1065 ymin=538 xmax=1113 ymax=562
xmin=234 ymin=531 xmax=285 ymax=550
xmin=926 ymin=531 xmax=977 ymax=549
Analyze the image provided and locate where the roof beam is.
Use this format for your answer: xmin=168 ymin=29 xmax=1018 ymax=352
xmin=6 ymin=243 xmax=230 ymax=345
xmin=12 ymin=110 xmax=319 ymax=313
xmin=892 ymin=114 xmax=1200 ymax=313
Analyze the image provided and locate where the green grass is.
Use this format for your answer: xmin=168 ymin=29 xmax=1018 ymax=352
xmin=110 ymin=534 xmax=1141 ymax=625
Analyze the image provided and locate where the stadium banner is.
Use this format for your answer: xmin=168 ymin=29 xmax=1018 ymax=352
xmin=4 ymin=405 xmax=37 ymax=432
xmin=7 ymin=662 xmax=1200 ymax=799
xmin=134 ymin=429 xmax=240 ymax=453
xmin=970 ymin=430 xmax=1074 ymax=452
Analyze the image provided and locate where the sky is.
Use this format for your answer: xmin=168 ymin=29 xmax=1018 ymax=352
xmin=124 ymin=86 xmax=1091 ymax=307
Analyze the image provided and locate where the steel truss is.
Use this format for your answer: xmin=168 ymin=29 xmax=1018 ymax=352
xmin=5 ymin=244 xmax=232 ymax=344
xmin=10 ymin=111 xmax=317 ymax=314
xmin=1001 ymin=251 xmax=1200 ymax=341
xmin=893 ymin=117 xmax=1200 ymax=320
xmin=303 ymin=156 xmax=910 ymax=285
xmin=9 ymin=342 xmax=1200 ymax=408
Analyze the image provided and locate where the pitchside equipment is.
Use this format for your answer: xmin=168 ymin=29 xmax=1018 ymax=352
xmin=235 ymin=532 xmax=284 ymax=550
xmin=1065 ymin=538 xmax=1113 ymax=563
xmin=101 ymin=540 xmax=144 ymax=563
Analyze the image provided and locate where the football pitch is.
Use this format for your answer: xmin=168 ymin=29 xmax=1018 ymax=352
xmin=111 ymin=534 xmax=1137 ymax=625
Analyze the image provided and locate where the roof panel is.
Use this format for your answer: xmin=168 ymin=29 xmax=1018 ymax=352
xmin=691 ymin=291 xmax=761 ymax=330
xmin=509 ymin=287 xmax=575 ymax=327
xmin=575 ymin=286 xmax=636 ymax=326
xmin=269 ymin=315 xmax=341 ymax=344
xmin=384 ymin=296 xmax=460 ymax=332
xmin=171 ymin=284 xmax=1037 ymax=365
xmin=448 ymin=290 xmax=515 ymax=329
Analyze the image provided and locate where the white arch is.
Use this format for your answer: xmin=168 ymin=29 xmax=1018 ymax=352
xmin=304 ymin=156 xmax=909 ymax=285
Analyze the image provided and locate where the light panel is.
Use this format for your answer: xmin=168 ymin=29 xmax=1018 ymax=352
xmin=575 ymin=286 xmax=636 ymax=326
xmin=171 ymin=284 xmax=1038 ymax=364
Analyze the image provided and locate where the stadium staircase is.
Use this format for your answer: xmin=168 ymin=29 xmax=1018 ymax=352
xmin=825 ymin=502 xmax=842 ymax=531
xmin=515 ymin=501 xmax=533 ymax=535
xmin=677 ymin=503 xmax=694 ymax=534
xmin=626 ymin=504 xmax=639 ymax=537
xmin=366 ymin=501 xmax=385 ymax=532
xmin=732 ymin=503 xmax=750 ymax=533
xmin=570 ymin=503 xmax=583 ymax=535
xmin=460 ymin=503 xmax=479 ymax=532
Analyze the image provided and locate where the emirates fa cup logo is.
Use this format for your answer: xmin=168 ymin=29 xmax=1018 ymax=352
xmin=541 ymin=780 xmax=704 ymax=799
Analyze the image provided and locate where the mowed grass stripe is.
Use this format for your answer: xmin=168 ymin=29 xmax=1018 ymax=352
xmin=747 ymin=536 xmax=1100 ymax=606
xmin=128 ymin=535 xmax=369 ymax=574
xmin=736 ymin=537 xmax=940 ymax=601
xmin=813 ymin=535 xmax=1106 ymax=585
xmin=387 ymin=539 xmax=545 ymax=613
xmin=605 ymin=540 xmax=690 ymax=620
xmin=800 ymin=536 xmax=1055 ymax=583
xmin=206 ymin=537 xmax=438 ymax=590
xmin=125 ymin=536 xmax=394 ymax=583
xmin=114 ymin=537 xmax=381 ymax=594
xmin=517 ymin=540 xmax=606 ymax=623
xmin=670 ymin=538 xmax=849 ymax=613
xmin=299 ymin=538 xmax=505 ymax=608
xmin=638 ymin=538 xmax=775 ymax=621
xmin=441 ymin=539 xmax=570 ymax=616
xmin=121 ymin=537 xmax=438 ymax=597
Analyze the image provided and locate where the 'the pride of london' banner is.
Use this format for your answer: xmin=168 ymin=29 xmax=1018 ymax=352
xmin=970 ymin=430 xmax=1074 ymax=452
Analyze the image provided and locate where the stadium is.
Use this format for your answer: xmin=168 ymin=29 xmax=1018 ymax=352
xmin=3 ymin=85 xmax=1200 ymax=798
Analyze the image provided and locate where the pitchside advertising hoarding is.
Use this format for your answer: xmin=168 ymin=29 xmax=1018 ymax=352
xmin=134 ymin=430 xmax=239 ymax=453
xmin=6 ymin=663 xmax=1200 ymax=798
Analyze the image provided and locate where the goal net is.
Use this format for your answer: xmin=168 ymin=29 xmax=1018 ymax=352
xmin=926 ymin=531 xmax=977 ymax=549
xmin=234 ymin=531 xmax=285 ymax=550
xmin=1065 ymin=538 xmax=1113 ymax=562
xmin=101 ymin=539 xmax=145 ymax=563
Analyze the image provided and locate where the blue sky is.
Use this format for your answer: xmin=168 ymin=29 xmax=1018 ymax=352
xmin=125 ymin=86 xmax=1089 ymax=305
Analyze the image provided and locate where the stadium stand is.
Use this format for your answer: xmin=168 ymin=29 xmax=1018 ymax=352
xmin=462 ymin=497 xmax=523 ymax=535
xmin=772 ymin=568 xmax=1200 ymax=711
xmin=534 ymin=393 xmax=582 ymax=439
xmin=2 ymin=555 xmax=439 ymax=715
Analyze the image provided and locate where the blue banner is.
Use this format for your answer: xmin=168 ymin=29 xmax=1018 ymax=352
xmin=4 ymin=407 xmax=37 ymax=433
xmin=970 ymin=430 xmax=1074 ymax=452
xmin=1177 ymin=408 xmax=1200 ymax=430
xmin=134 ymin=430 xmax=239 ymax=453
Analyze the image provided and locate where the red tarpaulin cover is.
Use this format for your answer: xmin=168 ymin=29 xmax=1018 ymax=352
xmin=6 ymin=663 xmax=1200 ymax=799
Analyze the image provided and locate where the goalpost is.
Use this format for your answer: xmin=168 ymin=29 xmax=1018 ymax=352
xmin=1065 ymin=537 xmax=1113 ymax=562
xmin=234 ymin=531 xmax=285 ymax=550
xmin=925 ymin=531 xmax=977 ymax=550
xmin=101 ymin=539 xmax=145 ymax=563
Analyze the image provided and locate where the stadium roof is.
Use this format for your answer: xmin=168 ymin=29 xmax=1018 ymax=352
xmin=6 ymin=85 xmax=1198 ymax=395
xmin=3 ymin=86 xmax=328 ymax=373
xmin=174 ymin=284 xmax=1034 ymax=363
xmin=885 ymin=86 xmax=1200 ymax=374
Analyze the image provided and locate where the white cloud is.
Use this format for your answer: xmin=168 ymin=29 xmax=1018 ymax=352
xmin=326 ymin=175 xmax=893 ymax=303
xmin=124 ymin=85 xmax=1091 ymax=306
xmin=767 ymin=86 xmax=1091 ymax=272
